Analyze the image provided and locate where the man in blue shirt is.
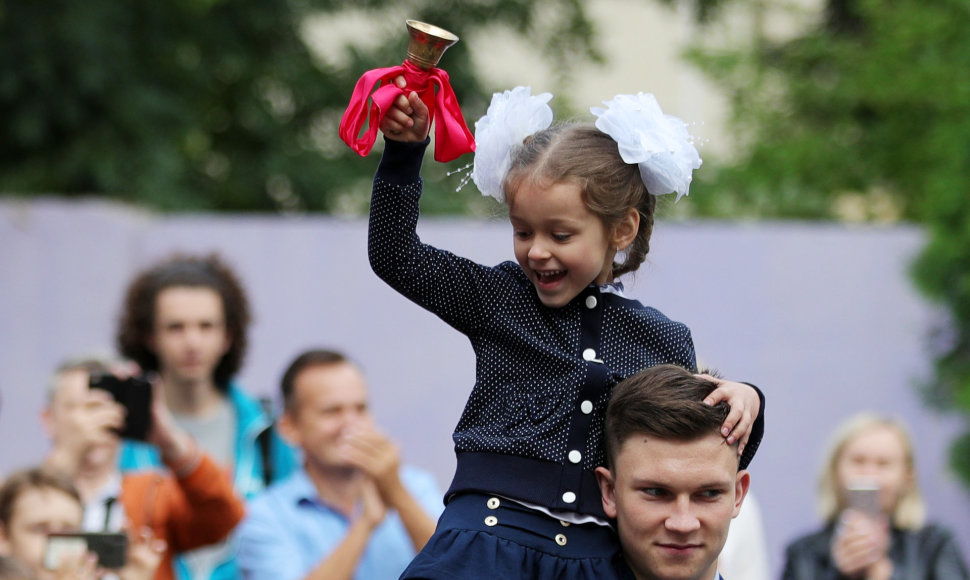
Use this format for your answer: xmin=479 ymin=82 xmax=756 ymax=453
xmin=595 ymin=365 xmax=754 ymax=580
xmin=236 ymin=349 xmax=443 ymax=580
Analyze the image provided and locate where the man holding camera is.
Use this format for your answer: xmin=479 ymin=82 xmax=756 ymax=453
xmin=0 ymin=466 xmax=166 ymax=580
xmin=41 ymin=358 xmax=245 ymax=580
xmin=114 ymin=253 xmax=296 ymax=580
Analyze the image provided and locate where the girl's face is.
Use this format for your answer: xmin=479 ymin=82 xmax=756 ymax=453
xmin=509 ymin=180 xmax=623 ymax=308
xmin=835 ymin=425 xmax=912 ymax=515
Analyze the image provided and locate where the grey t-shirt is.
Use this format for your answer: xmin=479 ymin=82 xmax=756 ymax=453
xmin=172 ymin=397 xmax=238 ymax=578
xmin=172 ymin=397 xmax=236 ymax=470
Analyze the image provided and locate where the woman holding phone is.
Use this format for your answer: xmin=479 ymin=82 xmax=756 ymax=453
xmin=781 ymin=412 xmax=969 ymax=579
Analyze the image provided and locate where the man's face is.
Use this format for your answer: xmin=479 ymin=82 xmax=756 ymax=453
xmin=43 ymin=369 xmax=120 ymax=467
xmin=150 ymin=286 xmax=231 ymax=387
xmin=281 ymin=362 xmax=372 ymax=472
xmin=596 ymin=432 xmax=749 ymax=580
xmin=0 ymin=487 xmax=82 ymax=580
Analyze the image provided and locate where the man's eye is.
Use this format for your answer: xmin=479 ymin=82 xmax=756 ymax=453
xmin=642 ymin=488 xmax=668 ymax=498
xmin=698 ymin=489 xmax=724 ymax=500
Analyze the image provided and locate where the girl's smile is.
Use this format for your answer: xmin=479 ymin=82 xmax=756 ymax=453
xmin=509 ymin=180 xmax=616 ymax=308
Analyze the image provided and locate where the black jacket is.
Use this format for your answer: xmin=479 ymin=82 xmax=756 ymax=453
xmin=782 ymin=522 xmax=969 ymax=580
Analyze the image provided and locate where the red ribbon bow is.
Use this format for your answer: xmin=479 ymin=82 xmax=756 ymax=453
xmin=339 ymin=60 xmax=476 ymax=163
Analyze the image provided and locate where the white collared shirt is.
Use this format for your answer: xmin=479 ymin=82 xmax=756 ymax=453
xmin=81 ymin=472 xmax=125 ymax=532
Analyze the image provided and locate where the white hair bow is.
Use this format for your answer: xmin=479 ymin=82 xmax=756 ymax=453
xmin=470 ymin=88 xmax=701 ymax=202
xmin=471 ymin=86 xmax=554 ymax=203
xmin=591 ymin=93 xmax=702 ymax=200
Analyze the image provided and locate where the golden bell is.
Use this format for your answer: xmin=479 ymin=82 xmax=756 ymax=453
xmin=405 ymin=20 xmax=459 ymax=70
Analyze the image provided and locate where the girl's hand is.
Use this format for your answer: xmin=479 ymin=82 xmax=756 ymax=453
xmin=379 ymin=76 xmax=431 ymax=142
xmin=700 ymin=375 xmax=760 ymax=456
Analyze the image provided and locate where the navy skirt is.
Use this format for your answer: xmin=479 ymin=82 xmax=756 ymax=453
xmin=400 ymin=493 xmax=634 ymax=579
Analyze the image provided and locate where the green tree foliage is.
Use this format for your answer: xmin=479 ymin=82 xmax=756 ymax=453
xmin=0 ymin=0 xmax=598 ymax=214
xmin=682 ymin=0 xmax=970 ymax=488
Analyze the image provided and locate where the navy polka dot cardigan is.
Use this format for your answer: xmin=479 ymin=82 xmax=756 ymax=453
xmin=369 ymin=138 xmax=764 ymax=518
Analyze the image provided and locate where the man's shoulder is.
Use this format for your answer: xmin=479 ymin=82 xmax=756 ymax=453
xmin=224 ymin=382 xmax=262 ymax=417
xmin=400 ymin=465 xmax=441 ymax=492
xmin=224 ymin=382 xmax=276 ymax=444
xmin=239 ymin=472 xmax=312 ymax=532
xmin=398 ymin=464 xmax=444 ymax=518
xmin=400 ymin=463 xmax=435 ymax=481
xmin=248 ymin=470 xmax=309 ymax=505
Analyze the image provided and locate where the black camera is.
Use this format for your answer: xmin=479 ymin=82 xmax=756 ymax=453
xmin=45 ymin=532 xmax=128 ymax=569
xmin=88 ymin=373 xmax=153 ymax=441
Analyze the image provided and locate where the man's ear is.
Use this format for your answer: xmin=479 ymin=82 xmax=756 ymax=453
xmin=276 ymin=411 xmax=300 ymax=447
xmin=595 ymin=466 xmax=618 ymax=519
xmin=611 ymin=208 xmax=640 ymax=251
xmin=0 ymin=523 xmax=11 ymax=555
xmin=40 ymin=407 xmax=55 ymax=439
xmin=732 ymin=470 xmax=751 ymax=518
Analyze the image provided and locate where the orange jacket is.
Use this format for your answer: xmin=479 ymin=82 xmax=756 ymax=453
xmin=120 ymin=455 xmax=245 ymax=580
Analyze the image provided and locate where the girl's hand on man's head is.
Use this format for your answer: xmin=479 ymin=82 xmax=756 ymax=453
xmin=699 ymin=376 xmax=760 ymax=456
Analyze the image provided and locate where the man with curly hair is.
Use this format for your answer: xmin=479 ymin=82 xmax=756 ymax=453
xmin=115 ymin=253 xmax=296 ymax=580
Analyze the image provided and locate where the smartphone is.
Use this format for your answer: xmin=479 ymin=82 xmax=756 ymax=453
xmin=89 ymin=373 xmax=153 ymax=441
xmin=846 ymin=483 xmax=881 ymax=517
xmin=44 ymin=532 xmax=128 ymax=570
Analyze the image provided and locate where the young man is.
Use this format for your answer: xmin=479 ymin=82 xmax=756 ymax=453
xmin=0 ymin=467 xmax=163 ymax=580
xmin=235 ymin=350 xmax=443 ymax=580
xmin=115 ymin=254 xmax=296 ymax=580
xmin=42 ymin=358 xmax=245 ymax=580
xmin=596 ymin=364 xmax=754 ymax=580
xmin=0 ymin=468 xmax=86 ymax=580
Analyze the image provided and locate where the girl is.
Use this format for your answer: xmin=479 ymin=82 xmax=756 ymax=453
xmin=370 ymin=80 xmax=764 ymax=579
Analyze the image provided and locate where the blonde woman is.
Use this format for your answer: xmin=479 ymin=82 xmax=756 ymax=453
xmin=782 ymin=412 xmax=968 ymax=579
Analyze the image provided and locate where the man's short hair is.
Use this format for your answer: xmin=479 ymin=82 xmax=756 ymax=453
xmin=116 ymin=253 xmax=250 ymax=391
xmin=0 ymin=467 xmax=80 ymax=530
xmin=603 ymin=364 xmax=731 ymax=469
xmin=279 ymin=349 xmax=349 ymax=412
xmin=45 ymin=356 xmax=113 ymax=403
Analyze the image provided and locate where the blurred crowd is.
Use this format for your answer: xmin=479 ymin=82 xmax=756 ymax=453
xmin=0 ymin=252 xmax=965 ymax=580
xmin=0 ymin=254 xmax=442 ymax=580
